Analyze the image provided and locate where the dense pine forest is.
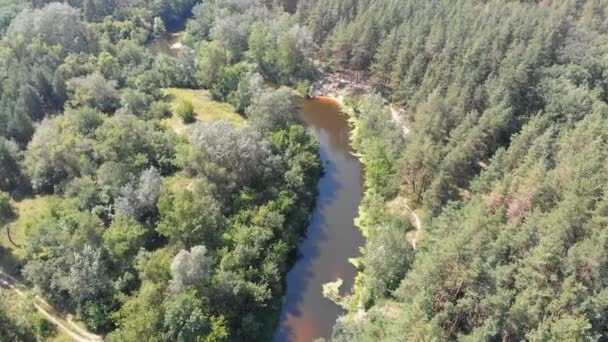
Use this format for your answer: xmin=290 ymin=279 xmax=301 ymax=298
xmin=301 ymin=0 xmax=608 ymax=340
xmin=1 ymin=0 xmax=608 ymax=341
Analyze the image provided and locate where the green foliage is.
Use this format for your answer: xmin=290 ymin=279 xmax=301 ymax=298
xmin=22 ymin=207 xmax=113 ymax=330
xmin=2 ymin=105 xmax=34 ymax=144
xmin=183 ymin=121 xmax=277 ymax=194
xmin=352 ymin=94 xmax=403 ymax=198
xmin=32 ymin=312 xmax=56 ymax=340
xmin=157 ymin=189 xmax=224 ymax=249
xmin=197 ymin=41 xmax=227 ymax=88
xmin=106 ymin=121 xmax=320 ymax=340
xmin=25 ymin=112 xmax=176 ymax=193
xmin=246 ymin=87 xmax=299 ymax=134
xmin=0 ymin=191 xmax=13 ymax=222
xmin=163 ymin=290 xmax=213 ymax=341
xmin=7 ymin=3 xmax=94 ymax=52
xmin=103 ymin=215 xmax=148 ymax=266
xmin=363 ymin=220 xmax=414 ymax=302
xmin=0 ymin=0 xmax=324 ymax=340
xmin=169 ymin=246 xmax=212 ymax=293
xmin=0 ymin=138 xmax=25 ymax=193
xmin=187 ymin=0 xmax=315 ymax=86
xmin=7 ymin=44 xmax=319 ymax=342
xmin=67 ymin=72 xmax=119 ymax=113
xmin=230 ymin=71 xmax=263 ymax=114
xmin=135 ymin=248 xmax=173 ymax=284
xmin=120 ymin=89 xmax=152 ymax=117
xmin=10 ymin=0 xmax=608 ymax=339
xmin=0 ymin=0 xmax=26 ymax=36
xmin=108 ymin=282 xmax=165 ymax=342
xmin=0 ymin=293 xmax=38 ymax=342
xmin=175 ymin=98 xmax=195 ymax=123
xmin=153 ymin=52 xmax=198 ymax=89
xmin=211 ymin=62 xmax=250 ymax=102
xmin=153 ymin=17 xmax=167 ymax=37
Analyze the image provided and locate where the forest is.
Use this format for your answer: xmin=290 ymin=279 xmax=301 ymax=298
xmin=301 ymin=0 xmax=608 ymax=341
xmin=0 ymin=0 xmax=321 ymax=341
xmin=2 ymin=0 xmax=608 ymax=341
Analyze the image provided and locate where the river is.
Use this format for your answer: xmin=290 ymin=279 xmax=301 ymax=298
xmin=274 ymin=97 xmax=365 ymax=341
xmin=151 ymin=33 xmax=365 ymax=340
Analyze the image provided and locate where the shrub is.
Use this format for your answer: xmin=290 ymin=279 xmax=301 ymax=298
xmin=295 ymin=80 xmax=311 ymax=98
xmin=150 ymin=101 xmax=171 ymax=119
xmin=175 ymin=99 xmax=195 ymax=123
xmin=0 ymin=191 xmax=13 ymax=222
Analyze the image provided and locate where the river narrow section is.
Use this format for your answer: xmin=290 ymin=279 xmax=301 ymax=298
xmin=274 ymin=97 xmax=365 ymax=341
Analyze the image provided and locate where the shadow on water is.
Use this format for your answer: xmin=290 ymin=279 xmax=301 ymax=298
xmin=275 ymin=147 xmax=341 ymax=341
xmin=274 ymin=97 xmax=365 ymax=342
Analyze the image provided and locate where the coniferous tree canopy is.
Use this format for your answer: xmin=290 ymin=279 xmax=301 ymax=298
xmin=292 ymin=0 xmax=608 ymax=340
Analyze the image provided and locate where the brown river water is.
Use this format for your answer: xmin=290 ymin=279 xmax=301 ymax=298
xmin=274 ymin=97 xmax=365 ymax=341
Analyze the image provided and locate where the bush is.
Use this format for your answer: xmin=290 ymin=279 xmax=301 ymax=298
xmin=295 ymin=80 xmax=311 ymax=98
xmin=151 ymin=101 xmax=171 ymax=119
xmin=33 ymin=313 xmax=56 ymax=340
xmin=175 ymin=99 xmax=195 ymax=123
xmin=0 ymin=192 xmax=13 ymax=222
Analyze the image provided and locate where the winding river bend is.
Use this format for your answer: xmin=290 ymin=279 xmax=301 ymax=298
xmin=274 ymin=97 xmax=365 ymax=341
xmin=151 ymin=36 xmax=364 ymax=341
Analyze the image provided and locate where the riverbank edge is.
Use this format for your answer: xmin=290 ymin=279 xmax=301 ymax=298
xmin=311 ymin=88 xmax=420 ymax=328
xmin=335 ymin=95 xmax=377 ymax=317
xmin=305 ymin=90 xmax=380 ymax=317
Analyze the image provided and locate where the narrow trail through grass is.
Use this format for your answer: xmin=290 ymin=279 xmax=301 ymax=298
xmin=0 ymin=271 xmax=104 ymax=342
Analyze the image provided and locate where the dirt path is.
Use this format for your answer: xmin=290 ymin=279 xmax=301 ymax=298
xmin=0 ymin=271 xmax=104 ymax=342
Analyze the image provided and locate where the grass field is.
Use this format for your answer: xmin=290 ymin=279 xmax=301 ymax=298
xmin=161 ymin=88 xmax=244 ymax=134
xmin=0 ymin=195 xmax=51 ymax=274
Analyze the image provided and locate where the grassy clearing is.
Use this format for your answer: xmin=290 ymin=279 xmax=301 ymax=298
xmin=161 ymin=88 xmax=244 ymax=134
xmin=0 ymin=195 xmax=51 ymax=274
xmin=165 ymin=173 xmax=195 ymax=193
